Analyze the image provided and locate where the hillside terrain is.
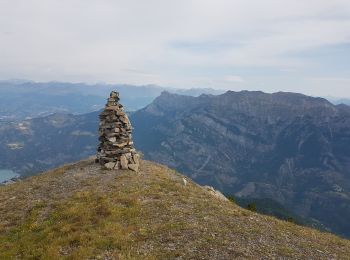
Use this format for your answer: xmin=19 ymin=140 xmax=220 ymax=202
xmin=0 ymin=112 xmax=99 ymax=175
xmin=0 ymin=110 xmax=315 ymax=226
xmin=1 ymin=90 xmax=350 ymax=238
xmin=1 ymin=159 xmax=350 ymax=259
xmin=131 ymin=91 xmax=350 ymax=237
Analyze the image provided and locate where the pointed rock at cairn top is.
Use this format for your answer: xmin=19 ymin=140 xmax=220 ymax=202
xmin=96 ymin=91 xmax=139 ymax=171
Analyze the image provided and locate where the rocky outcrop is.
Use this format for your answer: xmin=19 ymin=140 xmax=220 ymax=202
xmin=203 ymin=185 xmax=229 ymax=201
xmin=96 ymin=91 xmax=139 ymax=171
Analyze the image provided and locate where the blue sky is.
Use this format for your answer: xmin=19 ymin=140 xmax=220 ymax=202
xmin=1 ymin=0 xmax=350 ymax=97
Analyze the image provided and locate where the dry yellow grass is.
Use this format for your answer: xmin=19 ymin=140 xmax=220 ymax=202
xmin=0 ymin=159 xmax=350 ymax=259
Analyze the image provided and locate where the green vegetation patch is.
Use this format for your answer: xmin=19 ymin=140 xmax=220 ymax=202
xmin=0 ymin=190 xmax=142 ymax=259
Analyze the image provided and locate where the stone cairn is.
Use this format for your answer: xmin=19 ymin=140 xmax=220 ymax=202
xmin=96 ymin=91 xmax=140 ymax=171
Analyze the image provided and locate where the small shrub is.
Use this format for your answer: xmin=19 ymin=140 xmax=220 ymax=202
xmin=227 ymin=196 xmax=236 ymax=204
xmin=287 ymin=217 xmax=295 ymax=223
xmin=247 ymin=203 xmax=257 ymax=212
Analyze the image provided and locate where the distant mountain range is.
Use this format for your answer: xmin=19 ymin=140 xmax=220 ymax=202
xmin=0 ymin=80 xmax=224 ymax=121
xmin=326 ymin=97 xmax=350 ymax=106
xmin=1 ymin=90 xmax=350 ymax=237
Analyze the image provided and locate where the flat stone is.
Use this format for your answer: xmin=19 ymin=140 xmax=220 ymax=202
xmin=132 ymin=153 xmax=140 ymax=164
xmin=116 ymin=111 xmax=124 ymax=116
xmin=113 ymin=161 xmax=120 ymax=169
xmin=128 ymin=163 xmax=139 ymax=172
xmin=125 ymin=152 xmax=132 ymax=159
xmin=110 ymin=91 xmax=119 ymax=98
xmin=120 ymin=155 xmax=128 ymax=169
xmin=120 ymin=116 xmax=129 ymax=124
xmin=108 ymin=137 xmax=117 ymax=142
xmin=113 ymin=142 xmax=128 ymax=148
xmin=104 ymin=162 xmax=116 ymax=170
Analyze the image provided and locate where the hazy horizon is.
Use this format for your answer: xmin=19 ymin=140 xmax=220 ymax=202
xmin=1 ymin=0 xmax=350 ymax=98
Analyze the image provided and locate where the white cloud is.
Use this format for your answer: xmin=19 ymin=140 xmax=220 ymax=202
xmin=224 ymin=75 xmax=246 ymax=83
xmin=0 ymin=0 xmax=350 ymax=96
xmin=308 ymin=77 xmax=350 ymax=82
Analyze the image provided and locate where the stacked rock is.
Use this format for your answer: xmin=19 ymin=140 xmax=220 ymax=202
xmin=96 ymin=91 xmax=139 ymax=171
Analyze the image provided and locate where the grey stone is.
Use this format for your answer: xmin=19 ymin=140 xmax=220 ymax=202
xmin=128 ymin=163 xmax=139 ymax=172
xmin=132 ymin=153 xmax=140 ymax=165
xmin=104 ymin=162 xmax=116 ymax=170
xmin=108 ymin=137 xmax=117 ymax=142
xmin=203 ymin=186 xmax=229 ymax=201
xmin=113 ymin=161 xmax=120 ymax=170
xmin=120 ymin=155 xmax=128 ymax=169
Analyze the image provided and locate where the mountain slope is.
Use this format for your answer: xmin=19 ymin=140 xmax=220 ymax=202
xmin=1 ymin=159 xmax=349 ymax=259
xmin=0 ymin=112 xmax=99 ymax=175
xmin=0 ymin=110 xmax=319 ymax=230
xmin=2 ymin=90 xmax=350 ymax=238
xmin=131 ymin=91 xmax=350 ymax=237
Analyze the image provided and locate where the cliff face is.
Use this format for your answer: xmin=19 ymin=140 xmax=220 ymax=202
xmin=1 ymin=159 xmax=349 ymax=259
xmin=131 ymin=91 xmax=350 ymax=237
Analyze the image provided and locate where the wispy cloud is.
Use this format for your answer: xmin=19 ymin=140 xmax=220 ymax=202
xmin=0 ymin=0 xmax=350 ymax=96
xmin=224 ymin=75 xmax=246 ymax=83
xmin=309 ymin=77 xmax=350 ymax=82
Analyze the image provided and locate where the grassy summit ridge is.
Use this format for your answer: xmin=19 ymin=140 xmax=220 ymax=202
xmin=0 ymin=159 xmax=349 ymax=259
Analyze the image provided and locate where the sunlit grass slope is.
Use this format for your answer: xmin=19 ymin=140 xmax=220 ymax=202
xmin=0 ymin=159 xmax=349 ymax=259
